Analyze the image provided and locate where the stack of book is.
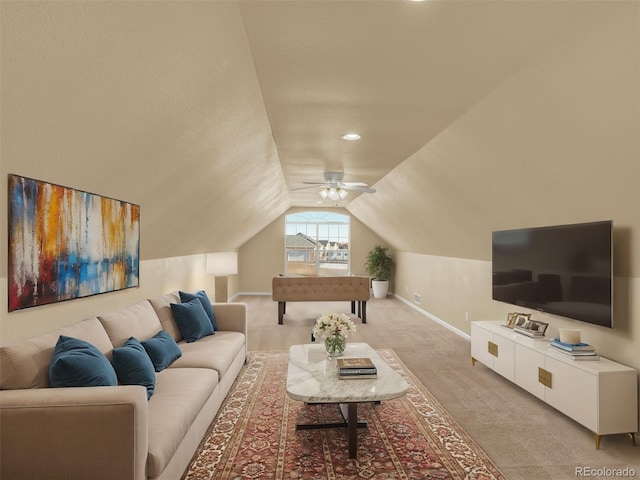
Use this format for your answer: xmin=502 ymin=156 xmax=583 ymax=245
xmin=337 ymin=357 xmax=377 ymax=379
xmin=548 ymin=338 xmax=599 ymax=361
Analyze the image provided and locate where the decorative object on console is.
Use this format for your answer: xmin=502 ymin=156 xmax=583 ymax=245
xmin=513 ymin=315 xmax=549 ymax=338
xmin=548 ymin=338 xmax=599 ymax=361
xmin=312 ymin=313 xmax=357 ymax=357
xmin=514 ymin=313 xmax=530 ymax=328
xmin=504 ymin=312 xmax=530 ymax=328
xmin=206 ymin=252 xmax=238 ymax=302
xmin=8 ymin=174 xmax=140 ymax=312
xmin=558 ymin=328 xmax=581 ymax=345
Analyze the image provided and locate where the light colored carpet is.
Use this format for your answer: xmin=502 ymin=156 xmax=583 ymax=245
xmin=184 ymin=349 xmax=506 ymax=479
xmin=240 ymin=295 xmax=639 ymax=480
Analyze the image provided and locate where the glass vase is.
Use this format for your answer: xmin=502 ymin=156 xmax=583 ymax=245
xmin=324 ymin=334 xmax=346 ymax=357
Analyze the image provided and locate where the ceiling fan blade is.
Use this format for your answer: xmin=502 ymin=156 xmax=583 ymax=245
xmin=341 ymin=181 xmax=369 ymax=187
xmin=301 ymin=181 xmax=327 ymax=185
xmin=289 ymin=185 xmax=323 ymax=192
xmin=341 ymin=185 xmax=376 ymax=193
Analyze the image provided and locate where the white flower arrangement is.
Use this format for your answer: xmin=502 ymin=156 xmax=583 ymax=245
xmin=312 ymin=313 xmax=357 ymax=339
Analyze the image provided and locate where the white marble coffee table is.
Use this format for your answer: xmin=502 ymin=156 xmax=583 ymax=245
xmin=286 ymin=342 xmax=409 ymax=458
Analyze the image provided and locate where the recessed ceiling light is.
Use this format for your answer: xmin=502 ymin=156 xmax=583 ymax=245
xmin=342 ymin=133 xmax=361 ymax=141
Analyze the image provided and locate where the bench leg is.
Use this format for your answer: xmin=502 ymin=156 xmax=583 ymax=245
xmin=351 ymin=301 xmax=356 ymax=314
xmin=361 ymin=301 xmax=367 ymax=323
xmin=278 ymin=302 xmax=285 ymax=325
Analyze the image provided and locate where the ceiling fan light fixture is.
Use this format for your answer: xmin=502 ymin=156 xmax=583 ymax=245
xmin=319 ymin=187 xmax=348 ymax=201
xmin=341 ymin=133 xmax=361 ymax=141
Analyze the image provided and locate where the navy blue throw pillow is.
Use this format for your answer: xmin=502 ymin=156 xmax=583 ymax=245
xmin=111 ymin=337 xmax=156 ymax=399
xmin=179 ymin=290 xmax=218 ymax=331
xmin=49 ymin=335 xmax=118 ymax=388
xmin=141 ymin=331 xmax=182 ymax=372
xmin=171 ymin=297 xmax=215 ymax=343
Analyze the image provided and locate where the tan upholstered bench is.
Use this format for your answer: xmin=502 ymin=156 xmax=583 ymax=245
xmin=272 ymin=276 xmax=370 ymax=325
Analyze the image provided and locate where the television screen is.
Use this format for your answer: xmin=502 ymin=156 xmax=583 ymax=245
xmin=492 ymin=221 xmax=613 ymax=328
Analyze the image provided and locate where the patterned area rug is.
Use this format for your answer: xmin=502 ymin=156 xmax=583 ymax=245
xmin=183 ymin=350 xmax=506 ymax=480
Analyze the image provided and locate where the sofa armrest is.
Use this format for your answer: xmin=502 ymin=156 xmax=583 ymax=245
xmin=0 ymin=385 xmax=148 ymax=480
xmin=213 ymin=302 xmax=247 ymax=336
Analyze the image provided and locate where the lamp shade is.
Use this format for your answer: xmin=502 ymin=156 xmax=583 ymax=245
xmin=206 ymin=252 xmax=238 ymax=275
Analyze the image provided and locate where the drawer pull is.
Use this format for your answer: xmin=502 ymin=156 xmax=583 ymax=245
xmin=538 ymin=367 xmax=552 ymax=388
xmin=488 ymin=341 xmax=498 ymax=357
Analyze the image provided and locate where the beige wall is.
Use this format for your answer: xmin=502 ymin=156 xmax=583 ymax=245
xmin=238 ymin=207 xmax=389 ymax=293
xmin=0 ymin=1 xmax=268 ymax=344
xmin=0 ymin=254 xmax=231 ymax=344
xmin=348 ymin=4 xmax=640 ymax=371
xmin=0 ymin=1 xmax=289 ymax=266
xmin=394 ymin=253 xmax=640 ymax=372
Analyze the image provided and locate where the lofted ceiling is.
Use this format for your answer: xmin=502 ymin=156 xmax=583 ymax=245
xmin=1 ymin=0 xmax=621 ymax=262
xmin=238 ymin=0 xmax=593 ymax=208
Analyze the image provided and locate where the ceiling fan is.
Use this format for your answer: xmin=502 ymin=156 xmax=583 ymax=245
xmin=290 ymin=172 xmax=376 ymax=200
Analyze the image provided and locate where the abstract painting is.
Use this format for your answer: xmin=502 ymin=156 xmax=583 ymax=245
xmin=8 ymin=174 xmax=140 ymax=312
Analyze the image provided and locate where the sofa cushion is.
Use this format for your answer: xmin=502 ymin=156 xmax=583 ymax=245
xmin=0 ymin=317 xmax=114 ymax=390
xmin=98 ymin=300 xmax=162 ymax=348
xmin=179 ymin=290 xmax=218 ymax=330
xmin=111 ymin=337 xmax=156 ymax=399
xmin=146 ymin=367 xmax=218 ymax=478
xmin=49 ymin=336 xmax=118 ymax=388
xmin=148 ymin=291 xmax=183 ymax=342
xmin=171 ymin=332 xmax=245 ymax=379
xmin=141 ymin=331 xmax=182 ymax=372
xmin=170 ymin=298 xmax=214 ymax=343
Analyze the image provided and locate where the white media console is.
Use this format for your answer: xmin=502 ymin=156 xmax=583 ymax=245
xmin=471 ymin=321 xmax=638 ymax=449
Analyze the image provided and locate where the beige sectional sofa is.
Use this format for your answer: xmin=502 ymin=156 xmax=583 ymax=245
xmin=0 ymin=291 xmax=247 ymax=480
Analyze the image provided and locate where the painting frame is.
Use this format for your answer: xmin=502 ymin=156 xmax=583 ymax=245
xmin=8 ymin=174 xmax=140 ymax=312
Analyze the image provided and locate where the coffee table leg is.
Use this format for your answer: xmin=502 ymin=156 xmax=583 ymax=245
xmin=348 ymin=403 xmax=358 ymax=458
xmin=339 ymin=403 xmax=359 ymax=458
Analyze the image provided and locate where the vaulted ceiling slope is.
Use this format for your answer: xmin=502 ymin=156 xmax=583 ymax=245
xmin=1 ymin=1 xmax=290 ymax=261
xmin=2 ymin=1 xmax=637 ymax=266
xmin=239 ymin=0 xmax=604 ymax=208
xmin=346 ymin=3 xmax=639 ymax=271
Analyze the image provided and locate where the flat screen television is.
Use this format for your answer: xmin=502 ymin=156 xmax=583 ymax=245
xmin=492 ymin=220 xmax=613 ymax=328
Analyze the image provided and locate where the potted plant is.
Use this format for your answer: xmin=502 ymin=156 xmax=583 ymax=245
xmin=364 ymin=245 xmax=394 ymax=298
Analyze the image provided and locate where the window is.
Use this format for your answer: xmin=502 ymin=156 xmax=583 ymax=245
xmin=285 ymin=211 xmax=350 ymax=276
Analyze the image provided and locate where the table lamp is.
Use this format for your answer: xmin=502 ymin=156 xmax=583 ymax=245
xmin=206 ymin=252 xmax=238 ymax=302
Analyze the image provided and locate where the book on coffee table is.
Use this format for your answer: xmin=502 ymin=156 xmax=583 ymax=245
xmin=337 ymin=357 xmax=377 ymax=378
xmin=339 ymin=373 xmax=378 ymax=379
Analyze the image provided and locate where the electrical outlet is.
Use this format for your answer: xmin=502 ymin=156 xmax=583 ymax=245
xmin=414 ymin=293 xmax=421 ymax=305
xmin=465 ymin=312 xmax=469 ymax=322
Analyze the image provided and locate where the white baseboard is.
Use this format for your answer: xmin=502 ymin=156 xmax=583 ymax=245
xmin=392 ymin=294 xmax=470 ymax=341
xmin=231 ymin=292 xmax=270 ymax=302
xmin=231 ymin=292 xmax=470 ymax=342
